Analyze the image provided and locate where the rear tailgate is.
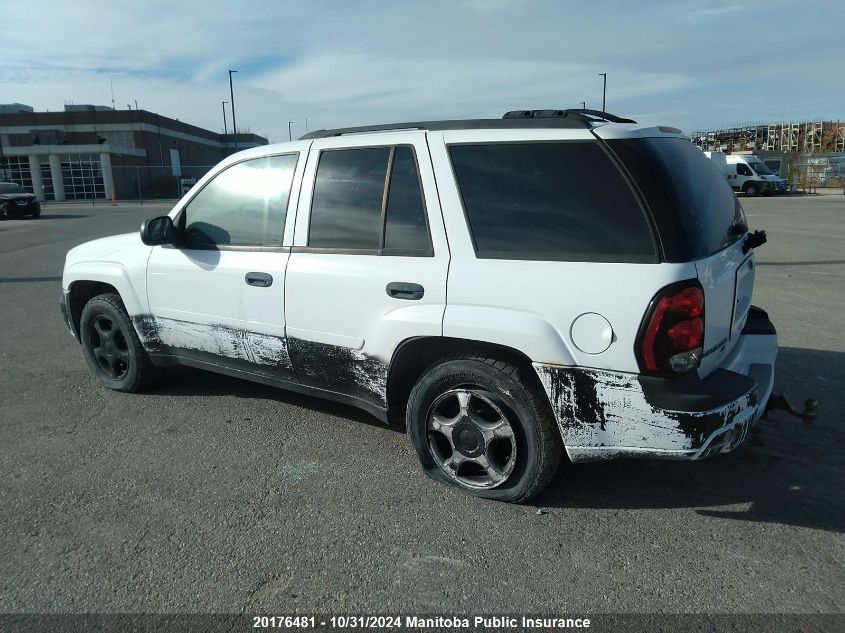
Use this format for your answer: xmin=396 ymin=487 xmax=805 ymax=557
xmin=694 ymin=239 xmax=755 ymax=376
xmin=598 ymin=133 xmax=756 ymax=378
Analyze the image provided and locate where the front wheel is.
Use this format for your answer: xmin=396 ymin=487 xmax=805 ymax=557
xmin=80 ymin=293 xmax=157 ymax=392
xmin=744 ymin=182 xmax=758 ymax=197
xmin=407 ymin=355 xmax=562 ymax=503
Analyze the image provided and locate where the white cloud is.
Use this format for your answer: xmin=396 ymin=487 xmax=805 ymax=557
xmin=1 ymin=0 xmax=842 ymax=142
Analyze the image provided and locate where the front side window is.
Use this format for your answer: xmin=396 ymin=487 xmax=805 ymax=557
xmin=449 ymin=141 xmax=656 ymax=262
xmin=183 ymin=154 xmax=298 ymax=248
xmin=736 ymin=163 xmax=753 ymax=176
xmin=308 ymin=146 xmax=431 ymax=254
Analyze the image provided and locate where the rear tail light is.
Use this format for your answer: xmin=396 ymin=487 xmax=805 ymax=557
xmin=636 ymin=280 xmax=705 ymax=375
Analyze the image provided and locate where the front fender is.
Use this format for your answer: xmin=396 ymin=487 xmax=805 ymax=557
xmin=63 ymin=261 xmax=148 ymax=317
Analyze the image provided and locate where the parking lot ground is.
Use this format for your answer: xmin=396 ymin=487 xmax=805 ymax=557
xmin=0 ymin=196 xmax=843 ymax=618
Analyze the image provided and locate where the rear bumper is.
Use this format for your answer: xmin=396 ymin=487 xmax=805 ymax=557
xmin=534 ymin=306 xmax=777 ymax=463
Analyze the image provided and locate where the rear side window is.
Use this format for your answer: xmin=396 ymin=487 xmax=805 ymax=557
xmin=607 ymin=138 xmax=746 ymax=260
xmin=183 ymin=154 xmax=298 ymax=248
xmin=449 ymin=142 xmax=656 ymax=262
xmin=308 ymin=146 xmax=432 ymax=254
xmin=384 ymin=146 xmax=430 ymax=253
xmin=309 ymin=147 xmax=389 ymax=249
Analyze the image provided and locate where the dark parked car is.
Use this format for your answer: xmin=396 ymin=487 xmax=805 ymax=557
xmin=0 ymin=182 xmax=41 ymax=218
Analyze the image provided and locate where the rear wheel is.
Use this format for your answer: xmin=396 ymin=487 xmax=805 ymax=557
xmin=407 ymin=355 xmax=562 ymax=503
xmin=80 ymin=293 xmax=157 ymax=392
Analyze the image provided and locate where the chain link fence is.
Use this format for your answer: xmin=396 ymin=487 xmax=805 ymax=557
xmin=111 ymin=165 xmax=214 ymax=202
xmin=788 ymin=155 xmax=845 ymax=190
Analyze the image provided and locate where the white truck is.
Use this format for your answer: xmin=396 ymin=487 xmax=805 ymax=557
xmin=60 ymin=110 xmax=777 ymax=502
xmin=705 ymin=151 xmax=786 ymax=196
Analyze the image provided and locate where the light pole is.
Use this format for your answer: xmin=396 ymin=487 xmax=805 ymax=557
xmin=222 ymin=101 xmax=229 ymax=154
xmin=288 ymin=121 xmax=294 ymax=141
xmin=580 ymin=101 xmax=586 ymax=111
xmin=598 ymin=73 xmax=607 ymax=112
xmin=228 ymin=69 xmax=239 ymax=152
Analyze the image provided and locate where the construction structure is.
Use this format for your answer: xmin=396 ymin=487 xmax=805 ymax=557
xmin=690 ymin=119 xmax=845 ymax=188
xmin=691 ymin=120 xmax=844 ymax=154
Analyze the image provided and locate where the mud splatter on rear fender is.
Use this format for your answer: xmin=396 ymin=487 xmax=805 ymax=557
xmin=533 ymin=364 xmax=758 ymax=462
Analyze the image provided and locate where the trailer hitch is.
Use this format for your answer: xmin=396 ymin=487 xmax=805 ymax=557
xmin=764 ymin=392 xmax=818 ymax=425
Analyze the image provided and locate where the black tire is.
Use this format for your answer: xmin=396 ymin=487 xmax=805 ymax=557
xmin=31 ymin=207 xmax=41 ymax=218
xmin=407 ymin=355 xmax=562 ymax=503
xmin=744 ymin=182 xmax=758 ymax=197
xmin=80 ymin=293 xmax=157 ymax=392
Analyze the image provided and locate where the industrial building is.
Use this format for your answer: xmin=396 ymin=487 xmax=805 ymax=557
xmin=0 ymin=103 xmax=268 ymax=201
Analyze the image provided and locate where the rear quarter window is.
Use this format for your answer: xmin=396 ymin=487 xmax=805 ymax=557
xmin=606 ymin=138 xmax=747 ymax=261
xmin=448 ymin=141 xmax=657 ymax=263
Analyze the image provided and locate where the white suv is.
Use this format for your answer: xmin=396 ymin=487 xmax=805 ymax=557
xmin=60 ymin=109 xmax=777 ymax=502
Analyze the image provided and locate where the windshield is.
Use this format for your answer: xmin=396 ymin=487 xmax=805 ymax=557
xmin=0 ymin=183 xmax=24 ymax=194
xmin=748 ymin=161 xmax=774 ymax=176
xmin=607 ymin=137 xmax=747 ymax=260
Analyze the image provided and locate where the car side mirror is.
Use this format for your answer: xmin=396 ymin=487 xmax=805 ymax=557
xmin=140 ymin=215 xmax=176 ymax=246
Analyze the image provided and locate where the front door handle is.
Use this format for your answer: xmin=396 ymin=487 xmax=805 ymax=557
xmin=245 ymin=272 xmax=273 ymax=287
xmin=386 ymin=282 xmax=424 ymax=300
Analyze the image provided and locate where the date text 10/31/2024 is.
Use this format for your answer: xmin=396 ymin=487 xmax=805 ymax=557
xmin=251 ymin=615 xmax=592 ymax=629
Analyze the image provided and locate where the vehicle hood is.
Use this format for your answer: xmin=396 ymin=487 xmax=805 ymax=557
xmin=65 ymin=232 xmax=150 ymax=267
xmin=0 ymin=192 xmax=37 ymax=201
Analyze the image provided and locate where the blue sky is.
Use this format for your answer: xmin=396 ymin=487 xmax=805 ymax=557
xmin=2 ymin=0 xmax=843 ymax=143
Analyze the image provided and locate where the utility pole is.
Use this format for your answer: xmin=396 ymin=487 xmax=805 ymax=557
xmin=222 ymin=101 xmax=229 ymax=154
xmin=288 ymin=121 xmax=293 ymax=141
xmin=580 ymin=101 xmax=586 ymax=111
xmin=228 ymin=69 xmax=239 ymax=152
xmin=598 ymin=73 xmax=607 ymax=112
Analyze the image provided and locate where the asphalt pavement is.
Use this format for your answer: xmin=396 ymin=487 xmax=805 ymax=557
xmin=0 ymin=195 xmax=843 ymax=620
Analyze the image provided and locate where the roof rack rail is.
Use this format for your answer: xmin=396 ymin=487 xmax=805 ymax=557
xmin=502 ymin=109 xmax=636 ymax=124
xmin=299 ymin=114 xmax=601 ymax=140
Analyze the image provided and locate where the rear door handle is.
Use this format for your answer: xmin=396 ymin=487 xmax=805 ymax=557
xmin=386 ymin=282 xmax=424 ymax=300
xmin=245 ymin=272 xmax=273 ymax=287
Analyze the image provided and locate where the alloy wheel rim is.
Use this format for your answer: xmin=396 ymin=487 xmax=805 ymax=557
xmin=426 ymin=388 xmax=517 ymax=489
xmin=90 ymin=316 xmax=131 ymax=379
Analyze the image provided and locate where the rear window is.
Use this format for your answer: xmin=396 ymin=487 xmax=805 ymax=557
xmin=448 ymin=142 xmax=657 ymax=262
xmin=607 ymin=138 xmax=746 ymax=260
